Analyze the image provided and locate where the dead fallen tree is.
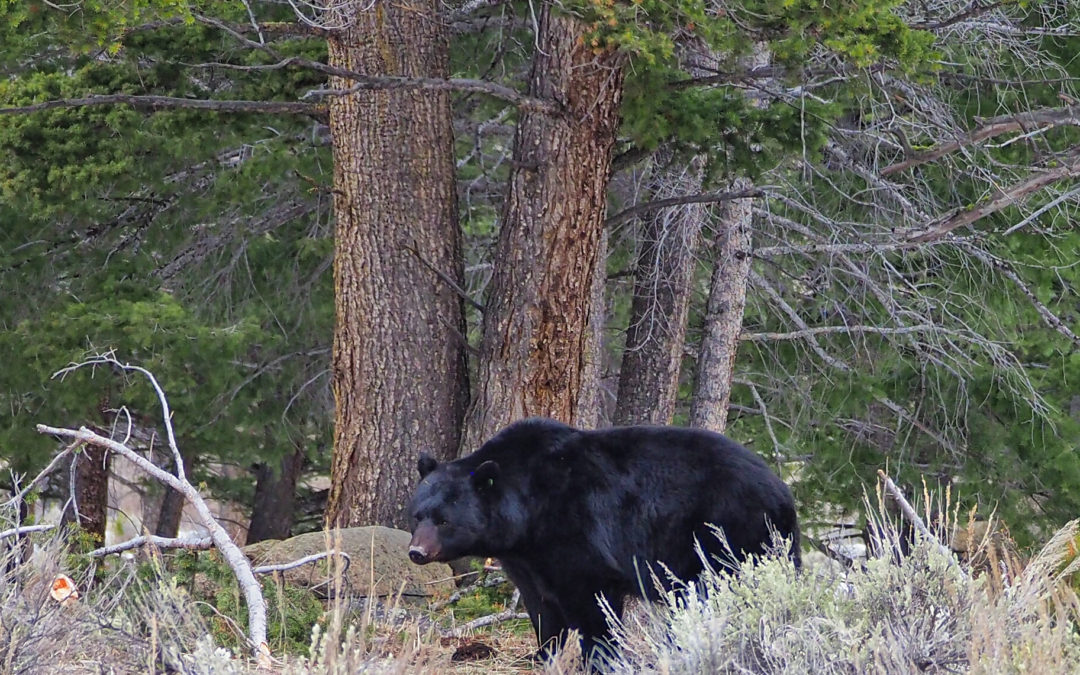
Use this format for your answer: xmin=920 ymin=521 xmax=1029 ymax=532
xmin=30 ymin=354 xmax=277 ymax=665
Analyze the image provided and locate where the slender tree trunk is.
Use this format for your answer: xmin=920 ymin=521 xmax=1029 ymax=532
xmin=688 ymin=44 xmax=770 ymax=433
xmin=325 ymin=3 xmax=468 ymax=528
xmin=689 ymin=183 xmax=754 ymax=433
xmin=613 ymin=151 xmax=705 ymax=426
xmin=462 ymin=7 xmax=625 ymax=449
xmin=246 ymin=445 xmax=305 ymax=544
xmin=154 ymin=444 xmax=194 ymax=537
xmin=62 ymin=443 xmax=110 ymax=543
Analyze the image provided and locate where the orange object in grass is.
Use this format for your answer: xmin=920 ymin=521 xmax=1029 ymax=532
xmin=50 ymin=574 xmax=79 ymax=607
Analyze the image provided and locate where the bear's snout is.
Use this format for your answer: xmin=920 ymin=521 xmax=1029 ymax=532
xmin=408 ymin=521 xmax=441 ymax=565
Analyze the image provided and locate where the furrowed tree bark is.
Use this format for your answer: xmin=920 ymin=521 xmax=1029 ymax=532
xmin=613 ymin=151 xmax=705 ymax=426
xmin=688 ymin=44 xmax=770 ymax=433
xmin=462 ymin=7 xmax=625 ymax=449
xmin=325 ymin=3 xmax=468 ymax=528
xmin=689 ymin=184 xmax=754 ymax=433
xmin=246 ymin=444 xmax=305 ymax=544
xmin=576 ymin=228 xmax=610 ymax=429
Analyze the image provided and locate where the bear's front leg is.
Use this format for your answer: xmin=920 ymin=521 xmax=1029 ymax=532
xmin=501 ymin=562 xmax=570 ymax=656
xmin=557 ymin=587 xmax=624 ymax=663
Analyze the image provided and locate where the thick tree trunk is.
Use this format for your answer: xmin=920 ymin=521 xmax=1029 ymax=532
xmin=689 ymin=183 xmax=754 ymax=433
xmin=246 ymin=445 xmax=305 ymax=544
xmin=613 ymin=151 xmax=705 ymax=426
xmin=576 ymin=228 xmax=610 ymax=429
xmin=325 ymin=3 xmax=468 ymax=528
xmin=462 ymin=8 xmax=625 ymax=449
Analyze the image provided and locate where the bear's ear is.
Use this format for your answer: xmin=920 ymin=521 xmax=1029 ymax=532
xmin=471 ymin=460 xmax=500 ymax=491
xmin=417 ymin=453 xmax=438 ymax=479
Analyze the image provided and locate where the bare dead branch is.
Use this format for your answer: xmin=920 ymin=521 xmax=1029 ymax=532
xmin=606 ymin=186 xmax=766 ymax=228
xmin=404 ymin=242 xmax=484 ymax=312
xmin=910 ymin=1 xmax=1008 ymax=31
xmin=878 ymin=395 xmax=958 ymax=452
xmin=904 ymin=145 xmax=1080 ymax=242
xmin=430 ymin=572 xmax=511 ymax=611
xmin=191 ymin=55 xmax=557 ymax=113
xmin=157 ymin=201 xmax=320 ymax=283
xmin=448 ymin=609 xmax=531 ymax=637
xmin=121 ymin=16 xmax=326 ymax=40
xmin=741 ymin=324 xmax=940 ymax=341
xmin=877 ymin=469 xmax=957 ymax=564
xmin=1001 ymin=185 xmax=1080 ymax=235
xmin=0 ymin=524 xmax=57 ymax=541
xmin=748 ymin=269 xmax=852 ymax=372
xmin=207 ymin=347 xmax=330 ymax=428
xmin=0 ymin=94 xmax=325 ymax=119
xmin=35 ymin=421 xmax=271 ymax=664
xmin=959 ymin=243 xmax=1080 ymax=349
xmin=746 ymin=381 xmax=783 ymax=468
xmin=881 ymin=105 xmax=1080 ymax=176
xmin=54 ymin=355 xmax=187 ymax=483
xmin=90 ymin=533 xmax=213 ymax=557
xmin=2 ymin=441 xmax=80 ymax=509
xmin=301 ymin=77 xmax=553 ymax=112
xmin=252 ymin=550 xmax=351 ymax=576
xmin=753 ymin=238 xmax=976 ymax=258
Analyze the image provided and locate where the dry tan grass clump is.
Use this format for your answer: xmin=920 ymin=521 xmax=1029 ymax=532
xmin=0 ymin=518 xmax=536 ymax=674
xmin=5 ymin=509 xmax=1080 ymax=675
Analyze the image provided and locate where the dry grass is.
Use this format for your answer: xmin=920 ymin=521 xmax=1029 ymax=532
xmin=0 ymin=515 xmax=553 ymax=674
xmin=4 ymin=508 xmax=1080 ymax=674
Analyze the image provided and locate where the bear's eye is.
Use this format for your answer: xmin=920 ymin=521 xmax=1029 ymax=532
xmin=434 ymin=517 xmax=447 ymax=527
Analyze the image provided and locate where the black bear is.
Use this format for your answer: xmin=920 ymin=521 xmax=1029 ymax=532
xmin=407 ymin=418 xmax=800 ymax=659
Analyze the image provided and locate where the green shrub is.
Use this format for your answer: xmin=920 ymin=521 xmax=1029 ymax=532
xmin=605 ymin=524 xmax=1080 ymax=674
xmin=166 ymin=549 xmax=324 ymax=656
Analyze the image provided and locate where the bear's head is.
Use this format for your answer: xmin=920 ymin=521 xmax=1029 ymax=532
xmin=407 ymin=453 xmax=502 ymax=565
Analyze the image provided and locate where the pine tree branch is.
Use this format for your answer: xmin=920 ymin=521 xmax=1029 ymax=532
xmin=120 ymin=16 xmax=326 ymax=40
xmin=741 ymin=324 xmax=940 ymax=341
xmin=910 ymin=1 xmax=1008 ymax=31
xmin=881 ymin=105 xmax=1080 ymax=176
xmin=0 ymin=94 xmax=325 ymax=119
xmin=958 ymin=243 xmax=1080 ymax=349
xmin=606 ymin=187 xmax=765 ymax=228
xmin=902 ymin=145 xmax=1080 ymax=242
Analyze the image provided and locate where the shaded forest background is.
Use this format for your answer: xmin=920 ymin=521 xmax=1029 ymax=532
xmin=1 ymin=0 xmax=1079 ymax=550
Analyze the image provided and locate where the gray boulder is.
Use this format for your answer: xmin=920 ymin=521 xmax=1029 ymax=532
xmin=243 ymin=526 xmax=455 ymax=602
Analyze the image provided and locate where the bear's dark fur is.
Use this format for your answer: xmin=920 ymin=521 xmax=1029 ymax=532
xmin=407 ymin=418 xmax=800 ymax=659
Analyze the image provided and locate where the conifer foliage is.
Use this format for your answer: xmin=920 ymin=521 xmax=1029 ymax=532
xmin=1 ymin=0 xmax=1078 ymax=545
